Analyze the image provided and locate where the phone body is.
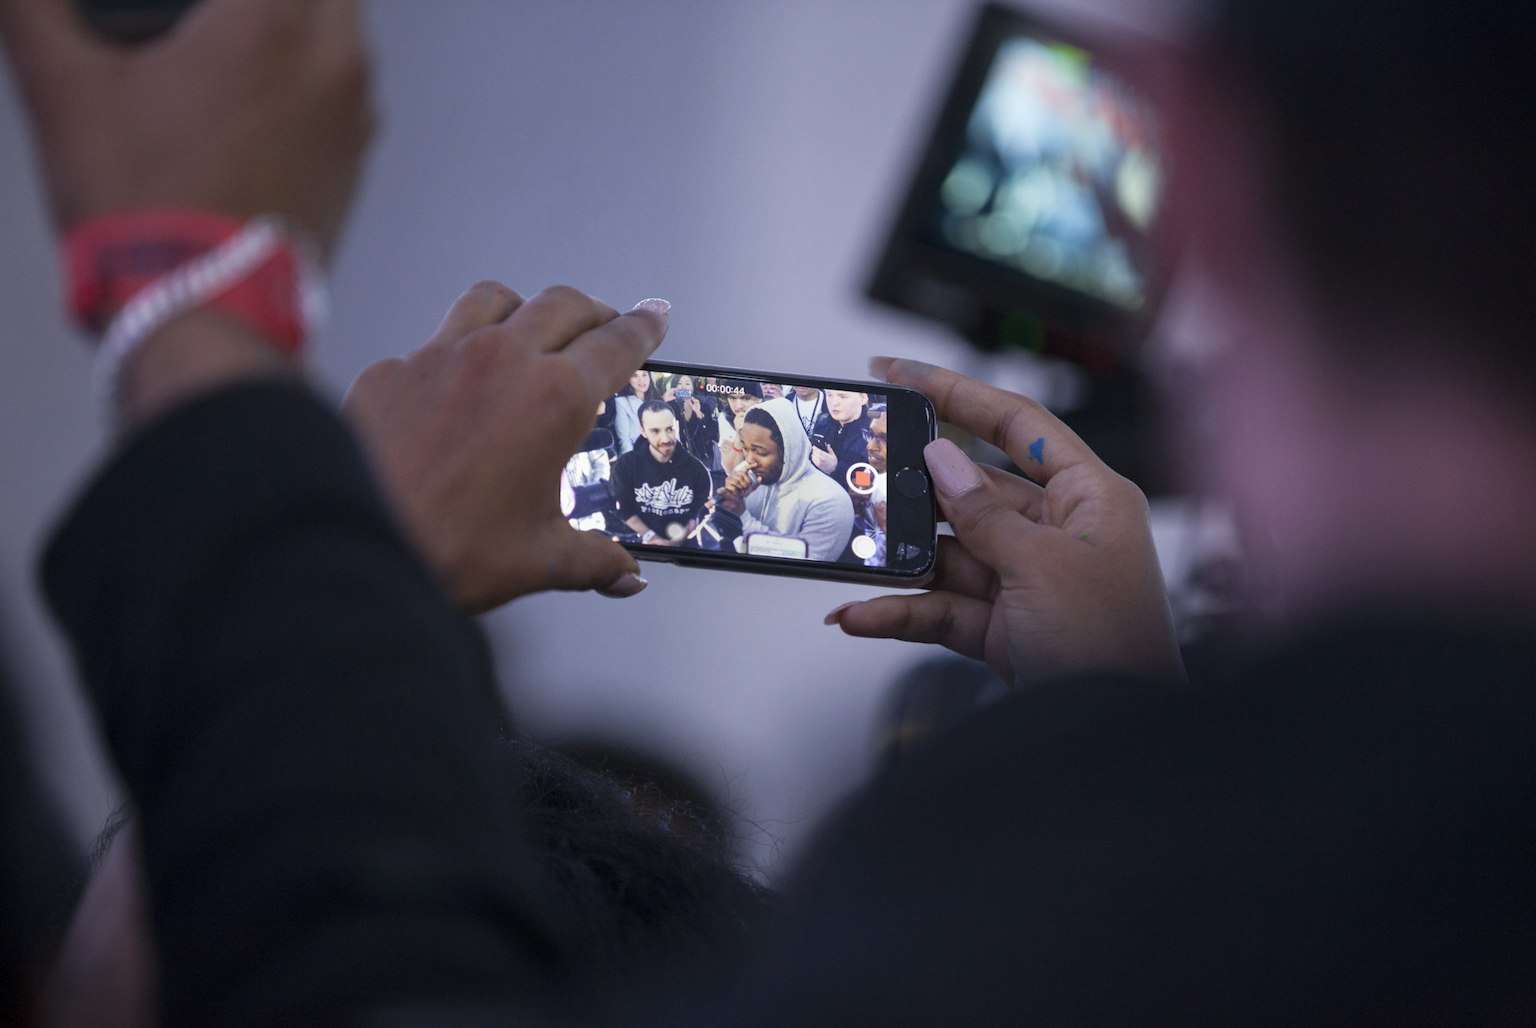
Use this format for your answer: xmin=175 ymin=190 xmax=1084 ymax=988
xmin=564 ymin=360 xmax=938 ymax=586
xmin=75 ymin=0 xmax=197 ymax=40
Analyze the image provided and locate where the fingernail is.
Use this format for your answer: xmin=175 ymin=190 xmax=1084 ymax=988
xmin=631 ymin=298 xmax=671 ymax=318
xmin=600 ymin=572 xmax=649 ymax=598
xmin=870 ymin=356 xmax=937 ymax=381
xmin=924 ymin=438 xmax=982 ymax=497
xmin=824 ymin=601 xmax=859 ymax=626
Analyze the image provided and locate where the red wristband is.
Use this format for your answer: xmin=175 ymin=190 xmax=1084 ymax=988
xmin=64 ymin=209 xmax=314 ymax=355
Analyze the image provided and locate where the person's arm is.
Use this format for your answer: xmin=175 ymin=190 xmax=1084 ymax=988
xmin=607 ymin=449 xmax=643 ymax=521
xmin=5 ymin=3 xmax=666 ymax=1026
xmin=342 ymin=284 xmax=666 ymax=610
xmin=810 ymin=441 xmax=839 ymax=476
xmin=42 ymin=381 xmax=569 ymax=1025
xmin=686 ymin=459 xmax=713 ymax=534
xmin=0 ymin=0 xmax=373 ymax=431
xmin=827 ymin=358 xmax=1184 ymax=687
xmin=54 ymin=284 xmax=667 ymax=1023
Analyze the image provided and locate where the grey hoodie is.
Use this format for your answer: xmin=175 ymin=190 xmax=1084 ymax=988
xmin=740 ymin=398 xmax=855 ymax=561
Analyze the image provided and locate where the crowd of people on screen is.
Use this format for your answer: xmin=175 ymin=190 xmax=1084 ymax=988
xmin=567 ymin=373 xmax=889 ymax=565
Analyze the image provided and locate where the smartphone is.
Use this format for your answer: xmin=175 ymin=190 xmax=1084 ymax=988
xmin=564 ymin=360 xmax=938 ymax=585
xmin=76 ymin=0 xmax=197 ymax=40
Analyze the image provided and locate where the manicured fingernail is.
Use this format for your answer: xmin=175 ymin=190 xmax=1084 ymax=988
xmin=824 ymin=601 xmax=859 ymax=626
xmin=601 ymin=572 xmax=649 ymax=598
xmin=924 ymin=438 xmax=982 ymax=497
xmin=631 ymin=297 xmax=671 ymax=318
xmin=465 ymin=280 xmax=518 ymax=309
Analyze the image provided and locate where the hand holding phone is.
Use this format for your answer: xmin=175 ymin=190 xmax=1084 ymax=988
xmin=827 ymin=358 xmax=1184 ymax=686
xmin=346 ymin=284 xmax=668 ymax=612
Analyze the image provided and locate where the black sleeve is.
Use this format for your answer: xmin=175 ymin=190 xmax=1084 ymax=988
xmin=595 ymin=393 xmax=617 ymax=434
xmin=41 ymin=383 xmax=568 ymax=1026
xmin=676 ymin=676 xmax=1217 ymax=1027
xmin=833 ymin=419 xmax=869 ymax=478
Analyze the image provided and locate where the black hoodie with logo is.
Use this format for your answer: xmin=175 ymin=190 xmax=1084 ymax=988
xmin=610 ymin=439 xmax=712 ymax=537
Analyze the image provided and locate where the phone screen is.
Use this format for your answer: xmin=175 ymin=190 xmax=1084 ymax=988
xmin=563 ymin=361 xmax=937 ymax=583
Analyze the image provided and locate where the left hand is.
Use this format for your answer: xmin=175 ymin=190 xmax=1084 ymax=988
xmin=827 ymin=358 xmax=1184 ymax=687
xmin=344 ymin=281 xmax=669 ymax=612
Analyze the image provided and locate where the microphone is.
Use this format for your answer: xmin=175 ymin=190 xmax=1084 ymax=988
xmin=694 ymin=467 xmax=757 ymax=545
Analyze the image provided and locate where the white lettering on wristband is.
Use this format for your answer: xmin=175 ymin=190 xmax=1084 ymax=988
xmin=95 ymin=216 xmax=328 ymax=406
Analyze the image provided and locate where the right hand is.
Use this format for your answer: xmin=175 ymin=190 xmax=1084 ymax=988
xmin=715 ymin=465 xmax=757 ymax=516
xmin=344 ymin=283 xmax=669 ymax=613
xmin=0 ymin=0 xmax=374 ymax=256
xmin=810 ymin=443 xmax=837 ymax=475
xmin=827 ymin=358 xmax=1184 ymax=687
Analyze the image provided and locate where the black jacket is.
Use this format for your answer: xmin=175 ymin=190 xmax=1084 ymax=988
xmin=810 ymin=410 xmax=871 ymax=483
xmin=610 ymin=438 xmax=712 ymax=536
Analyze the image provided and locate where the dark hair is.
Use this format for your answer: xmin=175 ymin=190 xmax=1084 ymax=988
xmin=1203 ymin=0 xmax=1536 ymax=390
xmin=497 ymin=738 xmax=771 ymax=983
xmin=625 ymin=371 xmax=659 ymax=402
xmin=84 ymin=738 xmax=772 ymax=994
xmin=742 ymin=406 xmax=784 ymax=455
xmin=637 ymin=399 xmax=673 ymax=425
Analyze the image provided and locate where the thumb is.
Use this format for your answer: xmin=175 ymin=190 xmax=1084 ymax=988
xmin=923 ymin=438 xmax=1040 ymax=573
xmin=541 ymin=524 xmax=649 ymax=598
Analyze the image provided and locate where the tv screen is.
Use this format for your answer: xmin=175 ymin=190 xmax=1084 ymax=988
xmin=867 ymin=3 xmax=1168 ymax=373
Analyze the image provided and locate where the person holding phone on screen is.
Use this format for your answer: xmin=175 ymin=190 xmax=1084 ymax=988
xmin=808 ymin=388 xmax=871 ymax=483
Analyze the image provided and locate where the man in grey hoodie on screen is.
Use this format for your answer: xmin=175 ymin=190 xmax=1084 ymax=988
xmin=713 ymin=397 xmax=855 ymax=562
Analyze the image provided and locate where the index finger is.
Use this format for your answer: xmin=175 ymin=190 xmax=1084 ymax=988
xmin=871 ymin=356 xmax=1103 ymax=485
xmin=562 ymin=299 xmax=670 ymax=397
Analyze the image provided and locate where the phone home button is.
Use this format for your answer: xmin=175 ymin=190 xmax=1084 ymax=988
xmin=894 ymin=467 xmax=930 ymax=499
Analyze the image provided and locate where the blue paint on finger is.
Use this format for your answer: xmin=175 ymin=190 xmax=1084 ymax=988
xmin=1028 ymin=437 xmax=1045 ymax=464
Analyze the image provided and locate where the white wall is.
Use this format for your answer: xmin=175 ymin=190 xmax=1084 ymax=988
xmin=1 ymin=0 xmax=1189 ymax=876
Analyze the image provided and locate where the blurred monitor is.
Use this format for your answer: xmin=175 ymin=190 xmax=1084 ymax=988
xmin=867 ymin=3 xmax=1168 ymax=374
